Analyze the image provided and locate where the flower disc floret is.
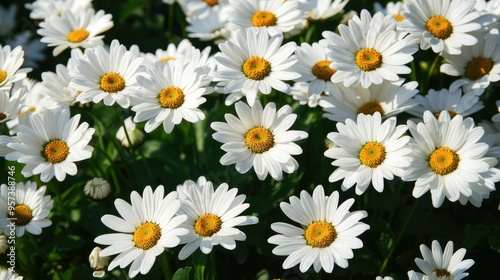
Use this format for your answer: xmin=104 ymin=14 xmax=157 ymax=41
xmin=242 ymin=56 xmax=272 ymax=80
xmin=305 ymin=221 xmax=337 ymax=248
xmin=429 ymin=147 xmax=459 ymax=175
xmin=465 ymin=57 xmax=493 ymax=80
xmin=251 ymin=10 xmax=277 ymax=27
xmin=100 ymin=72 xmax=126 ymax=93
xmin=355 ymin=48 xmax=383 ymax=72
xmin=0 ymin=70 xmax=6 ymax=84
xmin=312 ymin=60 xmax=335 ymax=81
xmin=42 ymin=139 xmax=70 ymax=164
xmin=194 ymin=214 xmax=222 ymax=237
xmin=159 ymin=87 xmax=185 ymax=109
xmin=67 ymin=29 xmax=89 ymax=43
xmin=245 ymin=126 xmax=275 ymax=153
xmin=357 ymin=100 xmax=385 ymax=116
xmin=10 ymin=204 xmax=33 ymax=226
xmin=359 ymin=142 xmax=386 ymax=168
xmin=133 ymin=222 xmax=162 ymax=250
xmin=426 ymin=16 xmax=453 ymax=40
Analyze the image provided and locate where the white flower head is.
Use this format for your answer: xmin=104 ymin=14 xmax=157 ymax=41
xmin=268 ymin=185 xmax=369 ymax=273
xmin=176 ymin=176 xmax=259 ymax=260
xmin=0 ymin=86 xmax=26 ymax=124
xmin=25 ymin=0 xmax=93 ymax=20
xmin=84 ymin=178 xmax=112 ymax=200
xmin=0 ymin=268 xmax=23 ymax=280
xmin=116 ymin=116 xmax=144 ymax=147
xmin=309 ymin=0 xmax=350 ymax=21
xmin=0 ymin=45 xmax=32 ymax=91
xmin=211 ymin=100 xmax=308 ymax=181
xmin=287 ymin=82 xmax=322 ymax=108
xmin=94 ymin=185 xmax=189 ymax=278
xmin=89 ymin=246 xmax=110 ymax=278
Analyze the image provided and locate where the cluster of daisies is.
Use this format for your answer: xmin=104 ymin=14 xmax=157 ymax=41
xmin=1 ymin=0 xmax=500 ymax=278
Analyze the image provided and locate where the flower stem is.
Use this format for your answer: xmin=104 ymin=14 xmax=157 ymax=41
xmin=210 ymin=250 xmax=217 ymax=280
xmin=422 ymin=54 xmax=441 ymax=94
xmin=158 ymin=251 xmax=173 ymax=280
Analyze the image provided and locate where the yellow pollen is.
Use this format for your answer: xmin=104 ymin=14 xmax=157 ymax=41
xmin=429 ymin=147 xmax=460 ymax=175
xmin=304 ymin=221 xmax=337 ymax=248
xmin=133 ymin=222 xmax=162 ymax=250
xmin=465 ymin=56 xmax=494 ymax=80
xmin=159 ymin=56 xmax=175 ymax=63
xmin=426 ymin=16 xmax=453 ymax=40
xmin=0 ymin=112 xmax=6 ymax=121
xmin=0 ymin=70 xmax=7 ymax=84
xmin=251 ymin=10 xmax=277 ymax=27
xmin=359 ymin=142 xmax=386 ymax=168
xmin=159 ymin=87 xmax=185 ymax=109
xmin=312 ymin=60 xmax=336 ymax=81
xmin=242 ymin=56 xmax=272 ymax=80
xmin=42 ymin=139 xmax=70 ymax=164
xmin=245 ymin=126 xmax=274 ymax=154
xmin=434 ymin=110 xmax=457 ymax=119
xmin=100 ymin=72 xmax=126 ymax=93
xmin=203 ymin=0 xmax=218 ymax=7
xmin=10 ymin=204 xmax=33 ymax=226
xmin=67 ymin=29 xmax=89 ymax=43
xmin=394 ymin=13 xmax=405 ymax=21
xmin=357 ymin=100 xmax=385 ymax=116
xmin=434 ymin=268 xmax=451 ymax=278
xmin=194 ymin=214 xmax=222 ymax=237
xmin=355 ymin=48 xmax=383 ymax=71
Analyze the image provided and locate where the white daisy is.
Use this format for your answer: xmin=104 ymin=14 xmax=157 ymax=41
xmin=25 ymin=0 xmax=93 ymax=20
xmin=319 ymin=79 xmax=419 ymax=123
xmin=0 ymin=86 xmax=25 ymax=124
xmin=41 ymin=63 xmax=80 ymax=107
xmin=211 ymin=100 xmax=308 ymax=181
xmin=0 ymin=181 xmax=53 ymax=237
xmin=176 ymin=176 xmax=259 ymax=260
xmin=374 ymin=1 xmax=407 ymax=22
xmin=0 ymin=268 xmax=23 ymax=280
xmin=407 ymin=87 xmax=483 ymax=120
xmin=37 ymin=8 xmax=114 ymax=56
xmin=325 ymin=112 xmax=412 ymax=194
xmin=84 ymin=178 xmax=111 ymax=200
xmin=142 ymin=39 xmax=196 ymax=66
xmin=5 ymin=104 xmax=95 ymax=182
xmin=94 ymin=185 xmax=189 ymax=278
xmin=415 ymin=240 xmax=474 ymax=280
xmin=268 ymin=185 xmax=369 ymax=273
xmin=440 ymin=29 xmax=500 ymax=95
xmin=402 ymin=110 xmax=498 ymax=208
xmin=0 ymin=45 xmax=32 ymax=91
xmin=214 ymin=27 xmax=299 ymax=107
xmin=401 ymin=0 xmax=483 ymax=55
xmin=132 ymin=60 xmax=206 ymax=134
xmin=179 ymin=0 xmax=228 ymax=17
xmin=89 ymin=246 xmax=110 ymax=278
xmin=287 ymin=82 xmax=322 ymax=108
xmin=116 ymin=116 xmax=144 ymax=147
xmin=308 ymin=0 xmax=350 ymax=21
xmin=71 ymin=39 xmax=144 ymax=108
xmin=322 ymin=9 xmax=418 ymax=88
xmin=226 ymin=0 xmax=306 ymax=37
xmin=293 ymin=42 xmax=337 ymax=96
xmin=186 ymin=5 xmax=231 ymax=44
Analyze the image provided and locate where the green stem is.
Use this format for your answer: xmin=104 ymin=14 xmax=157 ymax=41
xmin=210 ymin=250 xmax=217 ymax=280
xmin=387 ymin=180 xmax=405 ymax=225
xmin=423 ymin=54 xmax=441 ymax=94
xmin=28 ymin=234 xmax=64 ymax=280
xmin=158 ymin=251 xmax=173 ymax=280
xmin=379 ymin=198 xmax=420 ymax=275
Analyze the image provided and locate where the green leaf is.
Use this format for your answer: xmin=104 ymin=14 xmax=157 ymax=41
xmin=173 ymin=267 xmax=194 ymax=280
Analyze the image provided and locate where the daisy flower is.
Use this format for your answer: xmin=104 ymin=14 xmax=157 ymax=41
xmin=186 ymin=6 xmax=231 ymax=44
xmin=287 ymin=82 xmax=322 ymax=108
xmin=116 ymin=116 xmax=144 ymax=147
xmin=0 ymin=86 xmax=25 ymax=124
xmin=440 ymin=30 xmax=500 ymax=95
xmin=407 ymin=87 xmax=483 ymax=120
xmin=132 ymin=60 xmax=206 ymax=134
xmin=37 ymin=8 xmax=114 ymax=56
xmin=211 ymin=100 xmax=308 ymax=181
xmin=402 ymin=110 xmax=498 ymax=208
xmin=268 ymin=185 xmax=369 ymax=273
xmin=325 ymin=112 xmax=412 ymax=194
xmin=226 ymin=0 xmax=306 ymax=37
xmin=374 ymin=1 xmax=407 ymax=22
xmin=5 ymin=104 xmax=95 ymax=182
xmin=319 ymin=79 xmax=419 ymax=123
xmin=322 ymin=9 xmax=418 ymax=88
xmin=176 ymin=176 xmax=259 ymax=260
xmin=214 ymin=27 xmax=299 ymax=107
xmin=25 ymin=0 xmax=92 ymax=20
xmin=0 ymin=45 xmax=32 ymax=91
xmin=89 ymin=246 xmax=110 ymax=278
xmin=308 ymin=0 xmax=350 ymax=21
xmin=84 ymin=178 xmax=111 ymax=200
xmin=94 ymin=185 xmax=189 ymax=278
xmin=0 ymin=181 xmax=53 ymax=237
xmin=71 ymin=39 xmax=144 ymax=108
xmin=293 ymin=42 xmax=337 ymax=96
xmin=41 ymin=63 xmax=80 ymax=107
xmin=142 ymin=39 xmax=196 ymax=66
xmin=415 ymin=240 xmax=474 ymax=279
xmin=0 ymin=268 xmax=23 ymax=280
xmin=179 ymin=0 xmax=228 ymax=16
xmin=401 ymin=0 xmax=482 ymax=55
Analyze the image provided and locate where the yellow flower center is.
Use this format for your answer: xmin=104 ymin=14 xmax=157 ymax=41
xmin=394 ymin=13 xmax=405 ymax=21
xmin=159 ymin=56 xmax=175 ymax=63
xmin=100 ymin=72 xmax=126 ymax=93
xmin=0 ymin=112 xmax=6 ymax=121
xmin=429 ymin=147 xmax=460 ymax=175
xmin=426 ymin=16 xmax=453 ymax=40
xmin=434 ymin=110 xmax=457 ymax=119
xmin=42 ymin=139 xmax=70 ymax=164
xmin=9 ymin=204 xmax=33 ymax=226
xmin=242 ymin=56 xmax=272 ymax=80
xmin=159 ymin=87 xmax=185 ymax=109
xmin=251 ymin=10 xmax=277 ymax=27
xmin=304 ymin=221 xmax=337 ymax=248
xmin=194 ymin=213 xmax=222 ymax=237
xmin=0 ymin=70 xmax=7 ymax=84
xmin=67 ymin=29 xmax=89 ymax=43
xmin=357 ymin=100 xmax=385 ymax=116
xmin=355 ymin=48 xmax=383 ymax=72
xmin=203 ymin=0 xmax=218 ymax=7
xmin=465 ymin=56 xmax=494 ymax=80
xmin=312 ymin=60 xmax=336 ymax=81
xmin=245 ymin=126 xmax=274 ymax=154
xmin=133 ymin=222 xmax=162 ymax=250
xmin=434 ymin=268 xmax=451 ymax=278
xmin=359 ymin=142 xmax=386 ymax=168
